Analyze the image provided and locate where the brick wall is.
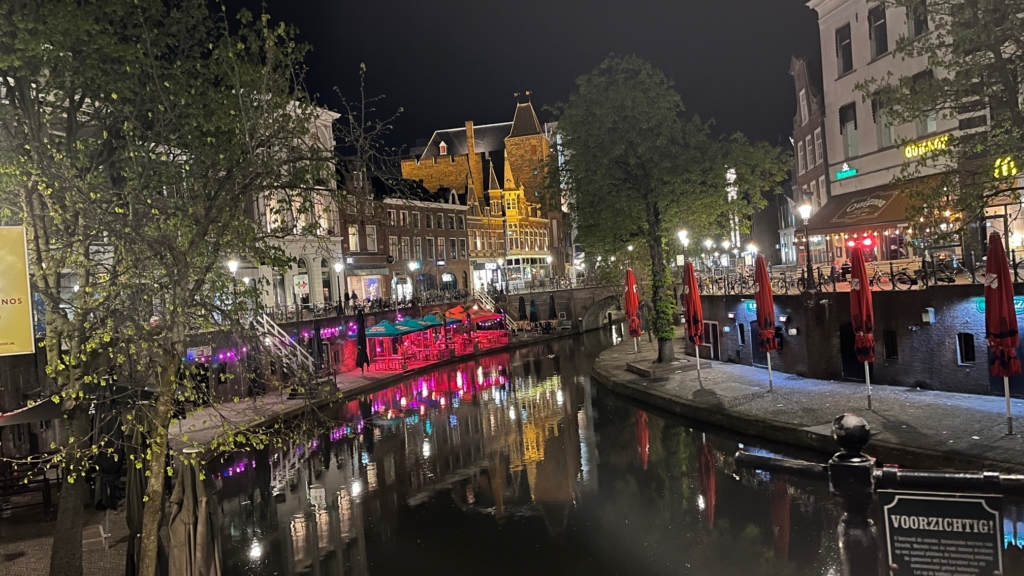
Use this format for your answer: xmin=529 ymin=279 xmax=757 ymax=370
xmin=401 ymin=155 xmax=473 ymax=191
xmin=683 ymin=284 xmax=1024 ymax=397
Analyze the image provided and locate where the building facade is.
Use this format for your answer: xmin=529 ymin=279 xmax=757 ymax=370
xmin=789 ymin=56 xmax=832 ymax=267
xmin=806 ymin=0 xmax=954 ymax=263
xmin=401 ymin=99 xmax=567 ymax=292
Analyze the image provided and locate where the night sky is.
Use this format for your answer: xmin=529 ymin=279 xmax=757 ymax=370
xmin=228 ymin=0 xmax=821 ymax=149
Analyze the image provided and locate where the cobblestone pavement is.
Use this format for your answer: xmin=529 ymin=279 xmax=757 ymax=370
xmin=595 ymin=328 xmax=1024 ymax=472
xmin=0 ymin=506 xmax=129 ymax=575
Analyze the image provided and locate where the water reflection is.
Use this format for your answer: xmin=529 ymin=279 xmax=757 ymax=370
xmin=210 ymin=328 xmax=1024 ymax=575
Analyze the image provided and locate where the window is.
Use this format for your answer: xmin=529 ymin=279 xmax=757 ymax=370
xmin=425 ymin=213 xmax=432 ymax=229
xmin=909 ymin=0 xmax=928 ymax=38
xmin=959 ymin=115 xmax=988 ymax=130
xmin=387 ymin=210 xmax=397 ymax=226
xmin=449 ymin=238 xmax=458 ymax=260
xmin=883 ymin=329 xmax=898 ymax=360
xmin=817 ymin=176 xmax=827 ymax=206
xmin=459 ymin=238 xmax=467 ymax=259
xmin=366 ymin=225 xmax=378 ymax=252
xmin=738 ymin=323 xmax=746 ymax=346
xmin=814 ymin=129 xmax=824 ymax=164
xmin=912 ymin=71 xmax=937 ymax=136
xmin=347 ymin=224 xmax=360 ymax=252
xmin=439 ymin=140 xmax=448 ymax=155
xmin=799 ymin=89 xmax=809 ymax=125
xmin=346 ymin=197 xmax=358 ymax=214
xmin=810 ymin=180 xmax=820 ymax=210
xmin=448 ymin=215 xmax=456 ymax=230
xmin=868 ymin=5 xmax=888 ymax=60
xmin=805 ymin=135 xmax=814 ymax=166
xmin=413 ymin=237 xmax=422 ymax=260
xmin=839 ymin=103 xmax=858 ymax=159
xmin=797 ymin=142 xmax=806 ymax=174
xmin=388 ymin=236 xmax=398 ymax=258
xmin=871 ymin=98 xmax=894 ymax=149
xmin=400 ymin=237 xmax=410 ymax=261
xmin=836 ymin=24 xmax=853 ymax=75
xmin=458 ymin=215 xmax=465 ymax=230
xmin=436 ymin=214 xmax=444 ymax=229
xmin=399 ymin=211 xmax=408 ymax=227
xmin=412 ymin=212 xmax=420 ymax=228
xmin=956 ymin=333 xmax=976 ymax=364
xmin=426 ymin=237 xmax=435 ymax=260
xmin=437 ymin=238 xmax=445 ymax=260
xmin=473 ymin=231 xmax=481 ymax=251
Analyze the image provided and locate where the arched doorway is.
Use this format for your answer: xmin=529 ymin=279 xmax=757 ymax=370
xmin=419 ymin=273 xmax=438 ymax=292
xmin=320 ymin=258 xmax=332 ymax=305
xmin=440 ymin=271 xmax=458 ymax=292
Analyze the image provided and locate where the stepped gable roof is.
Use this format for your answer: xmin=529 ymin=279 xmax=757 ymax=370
xmin=509 ymin=102 xmax=542 ymax=138
xmin=419 ymin=122 xmax=512 ymax=160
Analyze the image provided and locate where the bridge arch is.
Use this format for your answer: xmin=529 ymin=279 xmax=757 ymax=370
xmin=580 ymin=294 xmax=621 ymax=332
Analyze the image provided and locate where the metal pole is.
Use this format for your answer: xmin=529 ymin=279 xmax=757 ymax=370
xmin=804 ymin=219 xmax=815 ymax=291
xmin=1005 ymin=375 xmax=1014 ymax=435
xmin=766 ymin=351 xmax=774 ymax=392
xmin=865 ymin=360 xmax=872 ymax=410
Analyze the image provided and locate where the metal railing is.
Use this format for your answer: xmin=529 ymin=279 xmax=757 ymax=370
xmin=735 ymin=413 xmax=1024 ymax=576
xmin=252 ymin=313 xmax=315 ymax=375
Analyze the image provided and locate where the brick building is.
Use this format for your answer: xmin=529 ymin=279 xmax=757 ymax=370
xmin=789 ymin=56 xmax=830 ymax=267
xmin=401 ymin=98 xmax=568 ymax=292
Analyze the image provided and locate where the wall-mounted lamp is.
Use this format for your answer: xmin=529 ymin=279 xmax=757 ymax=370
xmin=921 ymin=308 xmax=936 ymax=324
xmin=723 ymin=326 xmax=732 ymax=333
xmin=787 ymin=328 xmax=798 ymax=336
xmin=727 ymin=312 xmax=736 ymax=319
xmin=778 ymin=315 xmax=790 ymax=323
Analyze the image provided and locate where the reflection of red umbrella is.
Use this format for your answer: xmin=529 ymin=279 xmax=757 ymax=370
xmin=850 ymin=246 xmax=876 ymax=409
xmin=683 ymin=263 xmax=705 ymax=381
xmin=624 ymin=269 xmax=642 ymax=341
xmin=985 ymin=232 xmax=1021 ymax=435
xmin=754 ymin=256 xmax=777 ymax=391
xmin=634 ymin=410 xmax=649 ymax=470
xmin=770 ymin=478 xmax=791 ymax=562
xmin=697 ymin=442 xmax=715 ymax=528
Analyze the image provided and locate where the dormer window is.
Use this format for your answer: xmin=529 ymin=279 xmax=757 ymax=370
xmin=438 ymin=141 xmax=448 ymax=155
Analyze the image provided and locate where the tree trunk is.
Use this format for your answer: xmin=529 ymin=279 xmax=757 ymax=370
xmin=645 ymin=206 xmax=675 ymax=364
xmin=138 ymin=379 xmax=174 ymax=576
xmin=48 ymin=407 xmax=91 ymax=576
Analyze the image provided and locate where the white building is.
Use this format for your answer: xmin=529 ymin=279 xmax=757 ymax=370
xmin=806 ymin=0 xmax=957 ymax=262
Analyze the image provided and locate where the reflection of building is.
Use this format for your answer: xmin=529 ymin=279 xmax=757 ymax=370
xmin=401 ymin=98 xmax=567 ymax=291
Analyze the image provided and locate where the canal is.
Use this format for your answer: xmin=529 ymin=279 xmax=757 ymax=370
xmin=211 ymin=327 xmax=1024 ymax=575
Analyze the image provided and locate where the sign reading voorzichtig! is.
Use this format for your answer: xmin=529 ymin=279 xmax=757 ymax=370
xmin=880 ymin=490 xmax=1002 ymax=576
xmin=0 ymin=227 xmax=35 ymax=356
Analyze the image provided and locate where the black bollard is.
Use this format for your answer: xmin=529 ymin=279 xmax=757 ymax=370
xmin=829 ymin=414 xmax=883 ymax=576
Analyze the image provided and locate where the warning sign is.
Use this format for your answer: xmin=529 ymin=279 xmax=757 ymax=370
xmin=880 ymin=490 xmax=1002 ymax=576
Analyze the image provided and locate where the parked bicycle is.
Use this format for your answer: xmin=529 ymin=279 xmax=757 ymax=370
xmin=796 ymin=265 xmax=834 ymax=292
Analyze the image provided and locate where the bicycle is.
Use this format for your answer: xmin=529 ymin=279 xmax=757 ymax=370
xmin=797 ymin=265 xmax=834 ymax=292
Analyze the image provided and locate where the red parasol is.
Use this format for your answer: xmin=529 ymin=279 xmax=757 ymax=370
xmin=986 ymin=232 xmax=1021 ymax=377
xmin=770 ymin=478 xmax=791 ymax=562
xmin=850 ymin=246 xmax=876 ymax=409
xmin=754 ymin=256 xmax=777 ymax=352
xmin=682 ymin=263 xmax=704 ymax=346
xmin=985 ymin=232 xmax=1020 ymax=434
xmin=624 ymin=269 xmax=642 ymax=339
xmin=849 ymin=246 xmax=875 ymax=363
xmin=634 ymin=410 xmax=649 ymax=470
xmin=697 ymin=442 xmax=716 ymax=528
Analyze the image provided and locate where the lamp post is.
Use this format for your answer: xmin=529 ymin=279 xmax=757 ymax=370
xmin=704 ymin=239 xmax=714 ymax=270
xmin=227 ymin=259 xmax=239 ymax=313
xmin=334 ymin=261 xmax=344 ymax=314
xmin=798 ymin=203 xmax=815 ymax=291
xmin=678 ymin=230 xmax=690 ymax=280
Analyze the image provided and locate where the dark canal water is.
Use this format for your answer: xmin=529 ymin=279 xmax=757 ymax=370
xmin=210 ymin=327 xmax=1024 ymax=576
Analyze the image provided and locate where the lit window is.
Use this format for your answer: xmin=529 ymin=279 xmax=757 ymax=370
xmin=799 ymin=89 xmax=809 ymax=125
xmin=439 ymin=141 xmax=448 ymax=155
xmin=347 ymin=224 xmax=360 ymax=252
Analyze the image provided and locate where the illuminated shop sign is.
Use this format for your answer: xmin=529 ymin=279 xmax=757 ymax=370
xmin=835 ymin=163 xmax=858 ymax=180
xmin=994 ymin=156 xmax=1018 ymax=179
xmin=903 ymin=134 xmax=949 ymax=159
xmin=975 ymin=296 xmax=1024 ymax=314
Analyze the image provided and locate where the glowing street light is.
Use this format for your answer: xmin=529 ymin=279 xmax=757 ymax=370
xmin=627 ymin=245 xmax=634 ymax=251
xmin=721 ymin=240 xmax=731 ymax=251
xmin=334 ymin=261 xmax=343 ymax=273
xmin=704 ymin=239 xmax=714 ymax=250
xmin=227 ymin=259 xmax=239 ymax=275
xmin=798 ymin=203 xmax=814 ymax=291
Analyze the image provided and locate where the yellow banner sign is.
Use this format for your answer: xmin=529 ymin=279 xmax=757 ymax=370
xmin=904 ymin=134 xmax=949 ymax=159
xmin=0 ymin=227 xmax=35 ymax=356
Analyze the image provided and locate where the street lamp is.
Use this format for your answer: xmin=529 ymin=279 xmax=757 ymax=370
xmin=627 ymin=245 xmax=634 ymax=252
xmin=227 ymin=259 xmax=239 ymax=310
xmin=798 ymin=203 xmax=815 ymax=291
xmin=334 ymin=261 xmax=344 ymax=312
xmin=227 ymin=259 xmax=239 ymax=275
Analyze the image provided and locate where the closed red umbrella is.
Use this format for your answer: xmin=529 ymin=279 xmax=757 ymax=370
xmin=624 ymin=269 xmax=642 ymax=350
xmin=683 ymin=262 xmax=705 ymax=382
xmin=985 ymin=231 xmax=1021 ymax=434
xmin=850 ymin=245 xmax=876 ymax=409
xmin=754 ymin=256 xmax=777 ymax=391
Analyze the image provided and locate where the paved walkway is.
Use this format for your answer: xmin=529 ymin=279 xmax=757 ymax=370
xmin=594 ymin=329 xmax=1024 ymax=472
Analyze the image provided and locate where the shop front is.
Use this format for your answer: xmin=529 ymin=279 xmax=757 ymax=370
xmin=804 ymin=184 xmax=918 ymax=265
xmin=504 ymin=256 xmax=553 ymax=290
xmin=440 ymin=271 xmax=458 ymax=291
xmin=391 ymin=272 xmax=414 ymax=301
xmin=346 ymin=268 xmax=388 ymax=302
xmin=471 ymin=261 xmax=503 ymax=292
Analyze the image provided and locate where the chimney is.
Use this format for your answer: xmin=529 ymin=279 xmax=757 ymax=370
xmin=465 ymin=121 xmax=476 ymax=157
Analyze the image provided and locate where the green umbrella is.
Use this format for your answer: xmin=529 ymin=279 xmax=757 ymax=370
xmin=396 ymin=317 xmax=430 ymax=332
xmin=365 ymin=320 xmax=414 ymax=338
xmin=168 ymin=447 xmax=222 ymax=576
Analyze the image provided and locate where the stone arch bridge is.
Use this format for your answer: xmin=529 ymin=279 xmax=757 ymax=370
xmin=496 ymin=285 xmax=623 ymax=332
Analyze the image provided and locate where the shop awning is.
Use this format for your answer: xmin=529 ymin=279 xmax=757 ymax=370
xmin=0 ymin=399 xmax=62 ymax=428
xmin=805 ymin=184 xmax=911 ymax=236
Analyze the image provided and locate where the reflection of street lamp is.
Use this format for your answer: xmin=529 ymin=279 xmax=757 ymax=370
xmin=798 ymin=203 xmax=815 ymax=291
